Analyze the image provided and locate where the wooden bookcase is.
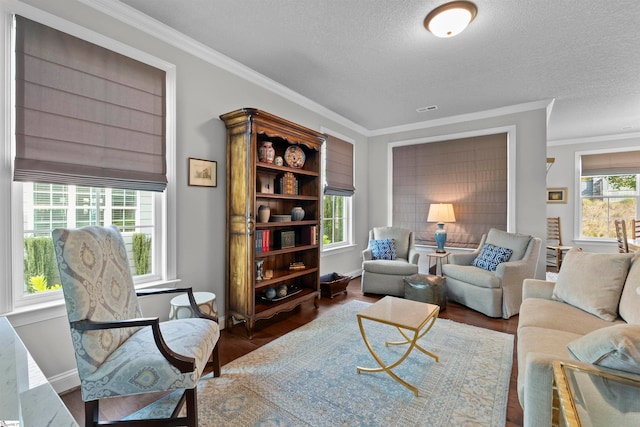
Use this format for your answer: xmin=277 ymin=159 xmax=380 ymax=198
xmin=219 ymin=108 xmax=324 ymax=338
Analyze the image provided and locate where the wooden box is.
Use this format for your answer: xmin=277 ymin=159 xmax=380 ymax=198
xmin=320 ymin=273 xmax=351 ymax=299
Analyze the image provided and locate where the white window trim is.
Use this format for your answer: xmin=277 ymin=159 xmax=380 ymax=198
xmin=320 ymin=127 xmax=355 ymax=251
xmin=574 ymin=146 xmax=640 ymax=241
xmin=0 ymin=1 xmax=177 ymax=325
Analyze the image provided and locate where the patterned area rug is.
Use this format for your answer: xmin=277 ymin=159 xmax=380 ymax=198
xmin=126 ymin=300 xmax=513 ymax=426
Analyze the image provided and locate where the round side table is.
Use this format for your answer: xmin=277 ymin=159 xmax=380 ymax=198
xmin=169 ymin=291 xmax=217 ymax=320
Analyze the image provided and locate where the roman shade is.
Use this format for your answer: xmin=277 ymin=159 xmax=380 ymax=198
xmin=324 ymin=134 xmax=355 ymax=196
xmin=14 ymin=16 xmax=167 ymax=192
xmin=393 ymin=133 xmax=508 ymax=248
xmin=581 ymin=151 xmax=640 ymax=176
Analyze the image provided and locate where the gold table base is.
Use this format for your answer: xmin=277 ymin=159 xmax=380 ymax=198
xmin=356 ymin=296 xmax=440 ymax=396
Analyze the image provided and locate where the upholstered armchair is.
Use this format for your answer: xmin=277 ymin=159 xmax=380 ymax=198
xmin=442 ymin=228 xmax=541 ymax=319
xmin=52 ymin=225 xmax=220 ymax=427
xmin=361 ymin=226 xmax=419 ymax=296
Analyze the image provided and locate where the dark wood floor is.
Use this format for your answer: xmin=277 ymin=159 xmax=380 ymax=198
xmin=60 ymin=277 xmax=523 ymax=426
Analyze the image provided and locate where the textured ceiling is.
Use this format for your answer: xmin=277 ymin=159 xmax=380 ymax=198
xmin=119 ymin=0 xmax=640 ymax=141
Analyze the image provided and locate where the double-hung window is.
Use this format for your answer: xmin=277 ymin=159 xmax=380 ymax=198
xmin=579 ymin=150 xmax=640 ymax=239
xmin=322 ymin=131 xmax=355 ymax=250
xmin=2 ymin=12 xmax=176 ymax=314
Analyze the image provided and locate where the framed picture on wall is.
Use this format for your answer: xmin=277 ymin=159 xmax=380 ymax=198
xmin=188 ymin=158 xmax=216 ymax=187
xmin=546 ymin=187 xmax=567 ymax=204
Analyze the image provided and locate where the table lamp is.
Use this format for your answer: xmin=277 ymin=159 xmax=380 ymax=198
xmin=427 ymin=203 xmax=456 ymax=253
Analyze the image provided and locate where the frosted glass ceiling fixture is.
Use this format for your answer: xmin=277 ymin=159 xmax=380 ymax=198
xmin=424 ymin=1 xmax=478 ymax=38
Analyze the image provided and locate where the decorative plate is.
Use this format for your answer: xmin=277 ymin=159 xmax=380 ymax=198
xmin=284 ymin=145 xmax=305 ymax=168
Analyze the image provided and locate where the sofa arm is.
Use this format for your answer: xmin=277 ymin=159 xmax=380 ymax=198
xmin=522 ymin=279 xmax=555 ymax=300
xmin=449 ymin=252 xmax=477 ymax=265
xmin=522 ymin=352 xmax=557 ymax=427
xmin=409 ymin=248 xmax=419 ymax=264
xmin=362 ymin=249 xmax=372 ymax=261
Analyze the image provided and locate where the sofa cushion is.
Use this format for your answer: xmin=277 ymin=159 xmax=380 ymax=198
xmin=485 ymin=228 xmax=531 ymax=261
xmin=472 ymin=243 xmax=513 ymax=271
xmin=369 ymin=239 xmax=396 ymax=260
xmin=441 ymin=264 xmax=501 ymax=288
xmin=567 ymin=324 xmax=640 ymax=375
xmin=518 ymin=298 xmax=624 ymax=336
xmin=362 ymin=259 xmax=418 ymax=275
xmin=552 ymin=249 xmax=633 ymax=321
xmin=619 ymin=253 xmax=640 ymax=325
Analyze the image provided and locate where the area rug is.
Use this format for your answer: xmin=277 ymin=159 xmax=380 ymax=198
xmin=127 ymin=300 xmax=513 ymax=426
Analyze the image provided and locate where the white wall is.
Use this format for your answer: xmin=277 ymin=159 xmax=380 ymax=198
xmin=547 ymin=135 xmax=640 ymax=253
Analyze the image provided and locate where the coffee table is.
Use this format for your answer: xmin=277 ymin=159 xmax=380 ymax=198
xmin=356 ymin=295 xmax=440 ymax=396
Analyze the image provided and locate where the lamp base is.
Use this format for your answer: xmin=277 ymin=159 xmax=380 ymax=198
xmin=435 ymin=249 xmax=447 ymax=254
xmin=434 ymin=223 xmax=447 ymax=253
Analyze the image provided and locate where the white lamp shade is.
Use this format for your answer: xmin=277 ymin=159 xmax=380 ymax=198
xmin=425 ymin=1 xmax=477 ymax=38
xmin=427 ymin=203 xmax=456 ymax=223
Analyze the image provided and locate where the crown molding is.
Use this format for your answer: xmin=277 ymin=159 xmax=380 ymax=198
xmin=548 ymin=131 xmax=640 ymax=146
xmin=78 ymin=0 xmax=369 ymax=136
xmin=369 ymin=99 xmax=554 ymax=137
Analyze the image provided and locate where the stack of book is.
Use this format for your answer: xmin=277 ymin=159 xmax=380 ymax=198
xmin=255 ymin=229 xmax=270 ymax=253
xmin=298 ymin=225 xmax=318 ymax=245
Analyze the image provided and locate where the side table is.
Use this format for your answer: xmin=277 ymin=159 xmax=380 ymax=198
xmin=552 ymin=360 xmax=640 ymax=427
xmin=169 ymin=291 xmax=217 ymax=320
xmin=427 ymin=251 xmax=449 ymax=276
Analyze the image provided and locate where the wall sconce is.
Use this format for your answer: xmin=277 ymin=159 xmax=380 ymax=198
xmin=547 ymin=157 xmax=555 ymax=174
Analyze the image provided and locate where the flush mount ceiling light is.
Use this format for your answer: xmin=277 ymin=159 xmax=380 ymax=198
xmin=424 ymin=1 xmax=478 ymax=38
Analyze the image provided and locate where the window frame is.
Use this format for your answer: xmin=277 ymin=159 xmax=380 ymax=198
xmin=320 ymin=128 xmax=354 ymax=252
xmin=0 ymin=5 xmax=177 ymax=322
xmin=576 ymin=147 xmax=640 ymax=241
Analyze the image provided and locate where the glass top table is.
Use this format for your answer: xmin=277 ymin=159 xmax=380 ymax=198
xmin=356 ymin=296 xmax=440 ymax=396
xmin=553 ymin=360 xmax=640 ymax=427
xmin=0 ymin=316 xmax=78 ymax=427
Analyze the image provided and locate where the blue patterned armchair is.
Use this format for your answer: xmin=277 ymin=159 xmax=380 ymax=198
xmin=52 ymin=225 xmax=220 ymax=427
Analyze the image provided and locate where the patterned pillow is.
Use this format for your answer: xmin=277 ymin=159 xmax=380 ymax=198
xmin=472 ymin=243 xmax=513 ymax=271
xmin=370 ymin=239 xmax=397 ymax=260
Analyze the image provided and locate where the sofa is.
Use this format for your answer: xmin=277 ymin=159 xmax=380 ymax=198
xmin=442 ymin=228 xmax=541 ymax=319
xmin=361 ymin=226 xmax=419 ymax=296
xmin=517 ymin=249 xmax=640 ymax=427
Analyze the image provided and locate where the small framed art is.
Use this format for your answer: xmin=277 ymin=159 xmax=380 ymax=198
xmin=188 ymin=158 xmax=216 ymax=187
xmin=546 ymin=187 xmax=567 ymax=204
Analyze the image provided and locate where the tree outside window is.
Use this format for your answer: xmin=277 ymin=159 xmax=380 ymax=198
xmin=581 ymin=175 xmax=638 ymax=238
xmin=323 ymin=195 xmax=347 ymax=246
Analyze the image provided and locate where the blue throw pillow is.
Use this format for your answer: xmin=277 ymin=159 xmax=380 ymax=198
xmin=472 ymin=243 xmax=513 ymax=271
xmin=370 ymin=239 xmax=397 ymax=260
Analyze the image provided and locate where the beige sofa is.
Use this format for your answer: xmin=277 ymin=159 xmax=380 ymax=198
xmin=517 ymin=249 xmax=640 ymax=427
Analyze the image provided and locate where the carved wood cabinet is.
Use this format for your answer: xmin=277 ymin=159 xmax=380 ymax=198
xmin=220 ymin=108 xmax=324 ymax=338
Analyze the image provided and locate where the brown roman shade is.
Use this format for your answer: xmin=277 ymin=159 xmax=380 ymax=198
xmin=581 ymin=151 xmax=640 ymax=176
xmin=14 ymin=16 xmax=167 ymax=192
xmin=324 ymin=134 xmax=355 ymax=196
xmin=392 ymin=133 xmax=508 ymax=248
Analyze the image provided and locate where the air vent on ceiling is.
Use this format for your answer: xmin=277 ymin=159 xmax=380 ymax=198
xmin=416 ymin=105 xmax=439 ymax=113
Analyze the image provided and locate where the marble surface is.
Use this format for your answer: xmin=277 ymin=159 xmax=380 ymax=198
xmin=0 ymin=316 xmax=78 ymax=427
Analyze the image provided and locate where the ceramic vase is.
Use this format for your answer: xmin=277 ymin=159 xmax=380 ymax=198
xmin=290 ymin=206 xmax=305 ymax=221
xmin=258 ymin=141 xmax=275 ymax=164
xmin=258 ymin=205 xmax=270 ymax=222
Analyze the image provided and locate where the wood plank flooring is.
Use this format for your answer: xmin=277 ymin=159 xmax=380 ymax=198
xmin=60 ymin=277 xmax=523 ymax=426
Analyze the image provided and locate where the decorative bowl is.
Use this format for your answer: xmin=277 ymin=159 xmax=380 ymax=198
xmin=270 ymin=214 xmax=292 ymax=222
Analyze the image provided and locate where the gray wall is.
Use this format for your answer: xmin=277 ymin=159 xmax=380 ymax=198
xmin=547 ymin=135 xmax=640 ymax=253
xmin=8 ymin=0 xmax=549 ymax=391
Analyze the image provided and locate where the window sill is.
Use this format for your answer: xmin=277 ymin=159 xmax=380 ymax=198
xmin=321 ymin=243 xmax=357 ymax=256
xmin=6 ymin=278 xmax=182 ymax=327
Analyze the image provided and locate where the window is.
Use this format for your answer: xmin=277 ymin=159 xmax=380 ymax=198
xmin=321 ymin=130 xmax=355 ymax=250
xmin=579 ymin=150 xmax=640 ymax=239
xmin=323 ymin=195 xmax=349 ymax=246
xmin=1 ymin=12 xmax=176 ymax=315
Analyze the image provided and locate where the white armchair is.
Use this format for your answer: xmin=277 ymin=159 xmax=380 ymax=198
xmin=442 ymin=228 xmax=542 ymax=319
xmin=361 ymin=227 xmax=419 ymax=296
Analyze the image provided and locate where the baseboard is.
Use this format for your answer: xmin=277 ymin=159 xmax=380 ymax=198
xmin=51 ymin=315 xmax=228 ymax=394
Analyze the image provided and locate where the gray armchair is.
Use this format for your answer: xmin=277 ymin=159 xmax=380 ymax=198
xmin=361 ymin=227 xmax=419 ymax=296
xmin=442 ymin=228 xmax=541 ymax=319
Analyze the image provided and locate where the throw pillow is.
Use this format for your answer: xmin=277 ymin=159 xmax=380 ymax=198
xmin=472 ymin=243 xmax=513 ymax=271
xmin=552 ymin=249 xmax=633 ymax=321
xmin=369 ymin=239 xmax=397 ymax=260
xmin=567 ymin=324 xmax=640 ymax=375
